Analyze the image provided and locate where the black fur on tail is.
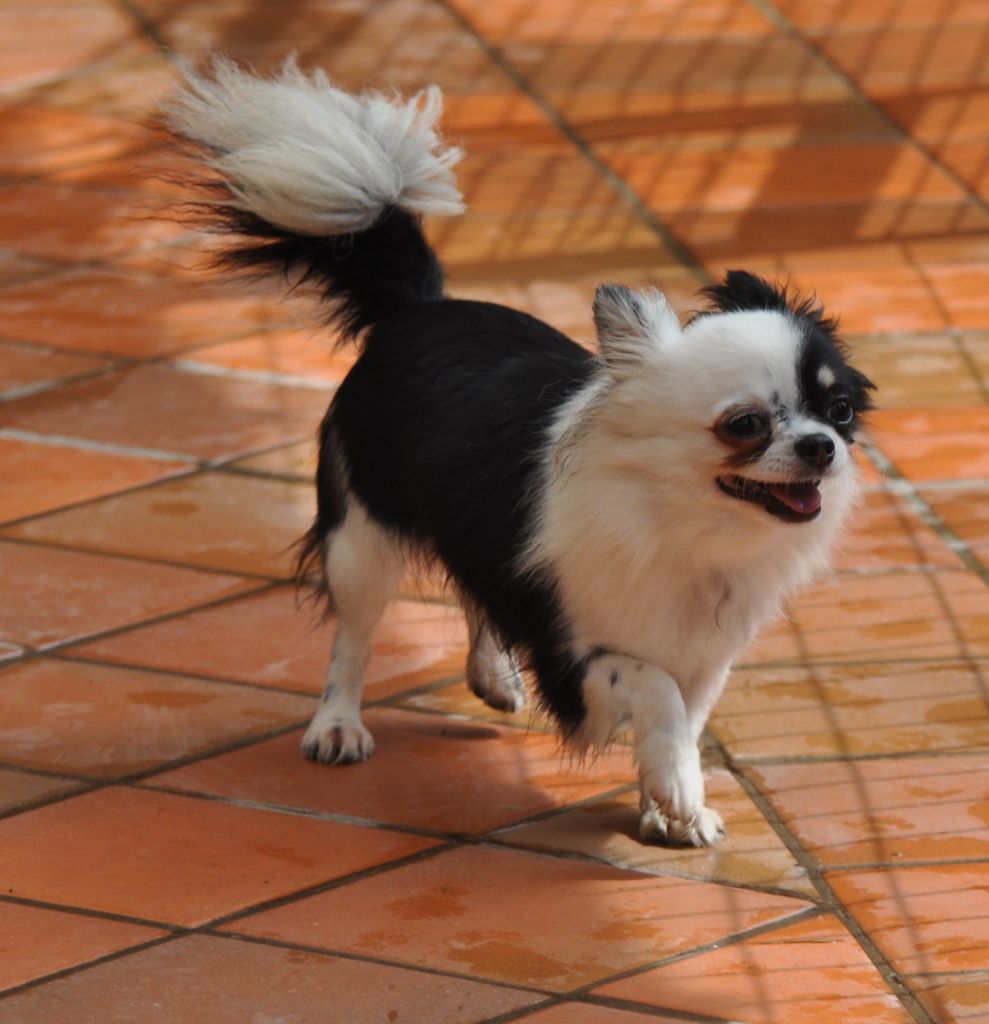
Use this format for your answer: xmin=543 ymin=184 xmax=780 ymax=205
xmin=185 ymin=193 xmax=445 ymax=342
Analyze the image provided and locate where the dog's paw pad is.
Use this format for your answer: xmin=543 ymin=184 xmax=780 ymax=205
xmin=300 ymin=719 xmax=374 ymax=765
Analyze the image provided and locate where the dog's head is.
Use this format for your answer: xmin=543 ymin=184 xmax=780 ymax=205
xmin=590 ymin=270 xmax=875 ymax=547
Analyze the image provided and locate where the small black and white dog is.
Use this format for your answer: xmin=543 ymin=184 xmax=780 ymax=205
xmin=166 ymin=59 xmax=874 ymax=846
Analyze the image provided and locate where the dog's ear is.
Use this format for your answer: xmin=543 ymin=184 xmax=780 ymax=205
xmin=593 ymin=284 xmax=681 ymax=375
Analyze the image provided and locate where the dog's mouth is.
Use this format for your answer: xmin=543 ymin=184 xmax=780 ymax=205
xmin=716 ymin=474 xmax=822 ymax=524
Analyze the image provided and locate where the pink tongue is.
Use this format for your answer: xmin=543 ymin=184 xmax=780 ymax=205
xmin=769 ymin=481 xmax=822 ymax=514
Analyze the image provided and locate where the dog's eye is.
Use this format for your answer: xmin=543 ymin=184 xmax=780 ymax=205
xmin=828 ymin=398 xmax=853 ymax=425
xmin=725 ymin=412 xmax=767 ymax=439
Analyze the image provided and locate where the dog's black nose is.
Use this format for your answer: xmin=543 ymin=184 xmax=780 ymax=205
xmin=795 ymin=433 xmax=835 ymax=471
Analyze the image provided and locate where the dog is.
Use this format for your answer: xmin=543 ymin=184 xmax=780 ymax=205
xmin=165 ymin=58 xmax=875 ymax=846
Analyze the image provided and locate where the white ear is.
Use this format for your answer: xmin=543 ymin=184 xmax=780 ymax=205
xmin=592 ymin=284 xmax=681 ymax=375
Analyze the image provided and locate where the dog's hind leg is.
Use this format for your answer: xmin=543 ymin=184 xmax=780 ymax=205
xmin=464 ymin=605 xmax=526 ymax=713
xmin=301 ymin=502 xmax=404 ymax=764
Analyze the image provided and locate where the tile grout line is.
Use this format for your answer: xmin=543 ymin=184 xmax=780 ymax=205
xmin=717 ymin=744 xmax=940 ymax=1024
xmin=816 ymin=854 xmax=989 ymax=874
xmin=206 ymin=841 xmax=458 ymax=932
xmin=0 ymin=500 xmax=297 ymax=582
xmin=212 ymin=905 xmax=828 ymax=1017
xmin=0 ymin=361 xmax=135 ymax=404
xmin=748 ymin=0 xmax=989 ymax=216
xmin=735 ymin=652 xmax=989 ymax=671
xmin=46 ymin=649 xmax=324 ymax=699
xmin=431 ymin=0 xmax=711 ymax=285
xmin=0 ymin=427 xmax=198 ymax=464
xmin=0 ymin=892 xmax=183 ymax=934
xmin=131 ymin=781 xmax=452 ymax=843
xmin=867 ymin=444 xmax=989 ymax=588
xmin=0 ymin=464 xmax=210 ymax=533
xmin=203 ymin=927 xmax=559 ymax=1000
xmin=0 ymin=718 xmax=312 ymax=824
xmin=128 ymin=771 xmax=829 ymax=905
xmin=562 ymin=906 xmax=826 ymax=1002
xmin=168 ymin=357 xmax=338 ymax=391
xmin=716 ymin=745 xmax=989 ymax=767
xmin=11 ymin=576 xmax=284 ymax=659
xmin=111 ymin=0 xmax=174 ymax=59
xmin=0 ymin=932 xmax=185 ymax=1002
xmin=6 ymin=9 xmax=986 ymax=1021
xmin=952 ymin=333 xmax=989 ymax=405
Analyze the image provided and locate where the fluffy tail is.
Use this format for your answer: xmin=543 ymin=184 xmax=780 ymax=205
xmin=162 ymin=56 xmax=465 ymax=337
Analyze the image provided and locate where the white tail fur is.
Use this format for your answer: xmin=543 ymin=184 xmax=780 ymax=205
xmin=163 ymin=56 xmax=465 ymax=235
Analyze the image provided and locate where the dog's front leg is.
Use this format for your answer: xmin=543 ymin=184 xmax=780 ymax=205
xmin=582 ymin=653 xmax=725 ymax=847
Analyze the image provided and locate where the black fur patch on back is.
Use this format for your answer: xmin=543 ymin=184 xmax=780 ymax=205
xmin=324 ymin=298 xmax=597 ymax=730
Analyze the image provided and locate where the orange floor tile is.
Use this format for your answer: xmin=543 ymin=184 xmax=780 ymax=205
xmin=1 ymin=1 xmax=988 ymax=1022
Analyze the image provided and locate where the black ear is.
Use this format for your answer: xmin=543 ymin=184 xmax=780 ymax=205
xmin=702 ymin=270 xmax=791 ymax=315
xmin=848 ymin=365 xmax=878 ymax=411
xmin=702 ymin=269 xmax=841 ymax=343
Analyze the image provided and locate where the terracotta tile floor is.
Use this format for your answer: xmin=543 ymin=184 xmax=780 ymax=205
xmin=1 ymin=1 xmax=987 ymax=1021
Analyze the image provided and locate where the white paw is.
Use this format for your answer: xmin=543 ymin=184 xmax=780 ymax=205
xmin=467 ymin=651 xmax=526 ymax=714
xmin=639 ymin=803 xmax=726 ymax=847
xmin=668 ymin=805 xmax=726 ymax=847
xmin=639 ymin=803 xmax=671 ymax=843
xmin=641 ymin=754 xmax=705 ymax=826
xmin=300 ymin=715 xmax=374 ymax=765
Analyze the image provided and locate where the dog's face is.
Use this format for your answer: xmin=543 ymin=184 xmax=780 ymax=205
xmin=591 ymin=271 xmax=875 ymax=541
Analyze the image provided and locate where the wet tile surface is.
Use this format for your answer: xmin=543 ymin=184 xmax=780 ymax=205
xmin=171 ymin=328 xmax=352 ymax=387
xmin=0 ymin=364 xmax=331 ymax=461
xmin=2 ymin=0 xmax=988 ymax=1019
xmin=873 ymin=408 xmax=989 ymax=483
xmin=0 ymin=786 xmax=436 ymax=927
xmin=0 ymin=539 xmax=254 ymax=649
xmin=0 ymin=659 xmax=312 ymax=779
xmin=0 ymin=771 xmax=82 ymax=817
xmin=152 ymin=708 xmax=634 ymax=835
xmin=0 ymin=902 xmax=164 ymax=994
xmin=226 ymin=844 xmax=810 ymax=991
xmin=68 ymin=589 xmax=468 ymax=696
xmin=514 ymin=1005 xmax=684 ymax=1024
xmin=0 ymin=933 xmax=541 ymax=1022
xmin=1 ymin=472 xmax=315 ymax=577
xmin=0 ymin=343 xmax=112 ymax=400
xmin=498 ymin=767 xmax=816 ymax=896
xmin=828 ymin=864 xmax=989 ymax=975
xmin=909 ymin=972 xmax=989 ymax=1024
xmin=713 ymin=659 xmax=989 ymax=759
xmin=751 ymin=755 xmax=989 ymax=867
xmin=595 ymin=914 xmax=915 ymax=1023
xmin=0 ymin=268 xmax=294 ymax=358
xmin=746 ymin=570 xmax=989 ymax=664
xmin=0 ymin=437 xmax=190 ymax=525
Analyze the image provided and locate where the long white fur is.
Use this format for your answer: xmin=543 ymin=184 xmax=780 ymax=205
xmin=525 ymin=290 xmax=862 ymax=842
xmin=163 ymin=56 xmax=465 ymax=234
